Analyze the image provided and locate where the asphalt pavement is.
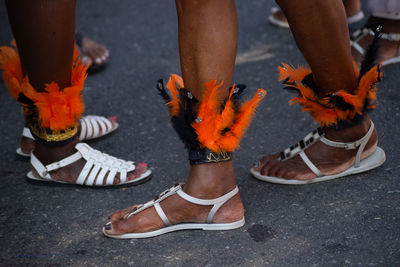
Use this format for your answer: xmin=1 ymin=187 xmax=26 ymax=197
xmin=0 ymin=0 xmax=399 ymax=266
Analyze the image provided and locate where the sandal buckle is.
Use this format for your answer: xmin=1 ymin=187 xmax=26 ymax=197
xmin=344 ymin=143 xmax=357 ymax=150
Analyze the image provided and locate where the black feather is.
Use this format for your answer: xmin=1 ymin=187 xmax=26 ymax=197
xmin=358 ymin=24 xmax=382 ymax=82
xmin=156 ymin=79 xmax=171 ymax=103
xmin=231 ymin=84 xmax=247 ymax=113
xmin=166 ymin=88 xmax=200 ymax=149
xmin=232 ymin=84 xmax=246 ymax=101
xmin=329 ymin=94 xmax=354 ymax=111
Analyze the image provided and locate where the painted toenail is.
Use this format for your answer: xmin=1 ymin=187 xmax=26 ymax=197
xmin=139 ymin=163 xmax=147 ymax=168
xmin=253 ymin=161 xmax=259 ymax=167
xmin=110 ymin=116 xmax=117 ymax=122
xmin=104 ymin=223 xmax=111 ymax=230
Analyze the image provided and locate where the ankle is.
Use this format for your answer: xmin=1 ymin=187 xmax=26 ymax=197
xmin=324 ymin=116 xmax=372 ymax=142
xmin=184 ymin=161 xmax=236 ymax=198
xmin=33 ymin=135 xmax=80 ymax=165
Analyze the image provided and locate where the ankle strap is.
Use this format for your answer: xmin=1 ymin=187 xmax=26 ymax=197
xmin=177 ymin=186 xmax=239 ymax=223
xmin=320 ymin=121 xmax=375 ymax=167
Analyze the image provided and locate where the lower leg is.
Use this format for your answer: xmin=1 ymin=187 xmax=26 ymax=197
xmin=4 ymin=0 xmax=145 ymax=184
xmin=106 ymin=0 xmax=244 ymax=235
xmin=255 ymin=0 xmax=379 ymax=180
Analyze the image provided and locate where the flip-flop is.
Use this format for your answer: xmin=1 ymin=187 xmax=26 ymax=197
xmin=250 ymin=121 xmax=386 ymax=185
xmin=103 ymin=183 xmax=245 ymax=239
xmin=27 ymin=143 xmax=152 ymax=186
xmin=16 ymin=115 xmax=119 ymax=157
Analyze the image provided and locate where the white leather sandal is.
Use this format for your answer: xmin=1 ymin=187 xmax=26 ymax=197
xmin=27 ymin=143 xmax=151 ymax=186
xmin=103 ymin=183 xmax=245 ymax=239
xmin=16 ymin=115 xmax=119 ymax=157
xmin=351 ymin=27 xmax=400 ymax=66
xmin=250 ymin=121 xmax=386 ymax=185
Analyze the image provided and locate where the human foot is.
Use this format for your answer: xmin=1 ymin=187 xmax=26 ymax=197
xmin=75 ymin=32 xmax=109 ymax=71
xmin=19 ymin=115 xmax=118 ymax=156
xmin=351 ymin=17 xmax=400 ymax=66
xmin=251 ymin=117 xmax=384 ymax=183
xmin=268 ymin=0 xmax=363 ymax=29
xmin=29 ymin=135 xmax=150 ymax=186
xmin=103 ymin=162 xmax=245 ymax=238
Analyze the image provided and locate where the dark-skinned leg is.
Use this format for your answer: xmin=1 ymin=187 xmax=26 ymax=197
xmin=254 ymin=0 xmax=378 ymax=180
xmin=5 ymin=0 xmax=146 ymax=184
xmin=106 ymin=0 xmax=244 ymax=235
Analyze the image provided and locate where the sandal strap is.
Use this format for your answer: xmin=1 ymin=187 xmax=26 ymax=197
xmin=79 ymin=115 xmax=113 ymax=140
xmin=46 ymin=151 xmax=83 ymax=172
xmin=22 ymin=127 xmax=34 ymax=140
xmin=352 ymin=27 xmax=400 ymax=42
xmin=126 ymin=184 xmax=239 ymax=225
xmin=154 ymin=202 xmax=171 ymax=226
xmin=280 ymin=127 xmax=324 ymax=161
xmin=30 ymin=143 xmax=135 ymax=186
xmin=320 ymin=121 xmax=374 ymax=168
xmin=299 ymin=151 xmax=322 ymax=177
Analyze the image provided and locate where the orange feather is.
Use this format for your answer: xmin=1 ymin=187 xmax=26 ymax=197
xmin=282 ymin=62 xmax=380 ymax=126
xmin=0 ymin=45 xmax=23 ymax=100
xmin=219 ymin=89 xmax=266 ymax=151
xmin=0 ymin=42 xmax=87 ymax=131
xmin=166 ymin=74 xmax=182 ymax=117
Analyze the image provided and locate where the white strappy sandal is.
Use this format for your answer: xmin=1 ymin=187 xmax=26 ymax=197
xmin=103 ymin=183 xmax=245 ymax=239
xmin=16 ymin=115 xmax=119 ymax=157
xmin=250 ymin=121 xmax=386 ymax=185
xmin=351 ymin=27 xmax=400 ymax=66
xmin=27 ymin=143 xmax=151 ymax=186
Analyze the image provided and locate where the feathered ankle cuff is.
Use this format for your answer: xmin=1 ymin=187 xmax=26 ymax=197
xmin=0 ymin=42 xmax=87 ymax=143
xmin=279 ymin=26 xmax=382 ymax=129
xmin=157 ymin=74 xmax=266 ymax=165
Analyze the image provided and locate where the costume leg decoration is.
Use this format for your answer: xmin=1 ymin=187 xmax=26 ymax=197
xmin=157 ymin=74 xmax=266 ymax=164
xmin=251 ymin=26 xmax=386 ymax=184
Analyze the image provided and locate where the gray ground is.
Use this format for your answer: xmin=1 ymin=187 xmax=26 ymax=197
xmin=0 ymin=1 xmax=399 ymax=266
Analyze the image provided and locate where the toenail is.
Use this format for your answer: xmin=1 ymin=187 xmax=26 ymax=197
xmin=253 ymin=161 xmax=259 ymax=168
xmin=110 ymin=116 xmax=117 ymax=122
xmin=95 ymin=58 xmax=102 ymax=64
xmin=139 ymin=163 xmax=147 ymax=168
xmin=104 ymin=223 xmax=112 ymax=230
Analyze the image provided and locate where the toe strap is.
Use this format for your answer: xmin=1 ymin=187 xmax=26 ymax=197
xmin=280 ymin=127 xmax=324 ymax=161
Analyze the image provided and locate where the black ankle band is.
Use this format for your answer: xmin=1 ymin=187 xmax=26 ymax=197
xmin=331 ymin=114 xmax=366 ymax=130
xmin=188 ymin=148 xmax=232 ymax=165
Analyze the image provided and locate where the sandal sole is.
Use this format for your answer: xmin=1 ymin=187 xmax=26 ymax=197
xmin=103 ymin=217 xmax=245 ymax=239
xmin=250 ymin=147 xmax=386 ymax=185
xmin=26 ymin=169 xmax=152 ymax=187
